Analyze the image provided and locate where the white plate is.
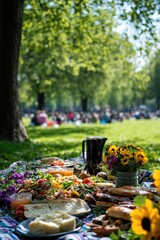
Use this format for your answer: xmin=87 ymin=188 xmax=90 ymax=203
xmin=15 ymin=217 xmax=82 ymax=239
xmin=29 ymin=158 xmax=74 ymax=169
xmin=41 ymin=158 xmax=74 ymax=167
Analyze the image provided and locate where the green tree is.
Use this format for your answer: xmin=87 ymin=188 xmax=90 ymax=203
xmin=0 ymin=0 xmax=159 ymax=141
xmin=149 ymin=50 xmax=160 ymax=110
xmin=20 ymin=1 xmax=136 ymax=111
xmin=0 ymin=0 xmax=28 ymax=141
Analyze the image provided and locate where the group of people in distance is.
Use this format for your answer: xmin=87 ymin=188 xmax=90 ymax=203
xmin=31 ymin=110 xmax=54 ymax=127
xmin=29 ymin=106 xmax=156 ymax=128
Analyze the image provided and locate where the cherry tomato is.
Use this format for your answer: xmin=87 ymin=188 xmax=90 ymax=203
xmin=15 ymin=210 xmax=25 ymax=219
xmin=16 ymin=205 xmax=25 ymax=211
xmin=39 ymin=190 xmax=46 ymax=195
xmin=82 ymin=178 xmax=92 ymax=184
xmin=38 ymin=179 xmax=48 ymax=187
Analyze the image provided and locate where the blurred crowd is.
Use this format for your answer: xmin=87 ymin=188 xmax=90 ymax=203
xmin=27 ymin=108 xmax=160 ymax=128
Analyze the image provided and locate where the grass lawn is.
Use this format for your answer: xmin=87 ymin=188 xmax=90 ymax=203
xmin=0 ymin=118 xmax=160 ymax=171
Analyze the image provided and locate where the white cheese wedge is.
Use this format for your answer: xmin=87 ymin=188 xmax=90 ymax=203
xmin=29 ymin=220 xmax=59 ymax=234
xmin=28 ymin=210 xmax=76 ymax=235
xmin=59 ymin=217 xmax=76 ymax=232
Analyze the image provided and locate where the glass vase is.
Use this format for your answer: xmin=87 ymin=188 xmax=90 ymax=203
xmin=115 ymin=170 xmax=138 ymax=187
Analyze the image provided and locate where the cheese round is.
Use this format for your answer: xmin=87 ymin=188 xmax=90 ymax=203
xmin=59 ymin=217 xmax=76 ymax=232
xmin=29 ymin=220 xmax=59 ymax=234
xmin=29 ymin=210 xmax=76 ymax=235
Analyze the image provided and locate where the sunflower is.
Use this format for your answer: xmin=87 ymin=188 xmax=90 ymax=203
xmin=104 ymin=144 xmax=148 ymax=173
xmin=135 ymin=151 xmax=148 ymax=165
xmin=120 ymin=148 xmax=133 ymax=159
xmin=130 ymin=198 xmax=160 ymax=239
xmin=121 ymin=158 xmax=130 ymax=165
xmin=107 ymin=145 xmax=118 ymax=156
xmin=153 ymin=170 xmax=160 ymax=191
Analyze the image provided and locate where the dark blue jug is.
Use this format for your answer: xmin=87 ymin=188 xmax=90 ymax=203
xmin=82 ymin=136 xmax=107 ymax=175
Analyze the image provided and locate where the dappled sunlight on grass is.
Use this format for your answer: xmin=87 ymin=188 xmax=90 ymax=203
xmin=27 ymin=124 xmax=104 ymax=139
xmin=0 ymin=119 xmax=160 ymax=169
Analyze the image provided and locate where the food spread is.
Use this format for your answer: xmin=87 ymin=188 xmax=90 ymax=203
xmin=0 ymin=157 xmax=159 ymax=239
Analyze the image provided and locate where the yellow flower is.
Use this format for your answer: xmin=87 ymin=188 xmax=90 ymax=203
xmin=121 ymin=158 xmax=130 ymax=165
xmin=120 ymin=148 xmax=133 ymax=159
xmin=104 ymin=144 xmax=148 ymax=172
xmin=135 ymin=151 xmax=148 ymax=165
xmin=130 ymin=199 xmax=160 ymax=238
xmin=107 ymin=145 xmax=118 ymax=156
xmin=136 ymin=146 xmax=143 ymax=151
xmin=153 ymin=170 xmax=160 ymax=191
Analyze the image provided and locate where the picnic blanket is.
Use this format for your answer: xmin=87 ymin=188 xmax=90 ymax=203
xmin=0 ymin=161 xmax=153 ymax=240
xmin=0 ymin=215 xmax=109 ymax=240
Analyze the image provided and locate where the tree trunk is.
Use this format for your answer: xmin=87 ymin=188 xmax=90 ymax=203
xmin=0 ymin=0 xmax=28 ymax=141
xmin=81 ymin=97 xmax=88 ymax=112
xmin=37 ymin=92 xmax=45 ymax=110
xmin=156 ymin=97 xmax=160 ymax=110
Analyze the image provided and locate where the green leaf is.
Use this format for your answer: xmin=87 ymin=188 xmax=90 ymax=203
xmin=133 ymin=196 xmax=146 ymax=207
xmin=62 ymin=181 xmax=73 ymax=189
xmin=110 ymin=229 xmax=123 ymax=240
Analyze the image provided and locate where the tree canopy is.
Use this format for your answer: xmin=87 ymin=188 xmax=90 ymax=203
xmin=19 ymin=0 xmax=148 ymax=111
xmin=0 ymin=0 xmax=160 ymax=141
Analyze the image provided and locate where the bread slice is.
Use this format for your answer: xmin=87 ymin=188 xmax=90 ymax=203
xmin=96 ymin=201 xmax=115 ymax=208
xmin=24 ymin=203 xmax=51 ymax=218
xmin=48 ymin=198 xmax=90 ymax=215
xmin=109 ymin=187 xmax=153 ymax=199
xmin=108 ymin=188 xmax=133 ymax=197
xmin=95 ymin=182 xmax=115 ymax=188
xmin=107 ymin=206 xmax=132 ymax=221
xmin=24 ymin=199 xmax=90 ymax=218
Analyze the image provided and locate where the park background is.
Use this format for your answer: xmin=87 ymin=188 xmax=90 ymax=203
xmin=0 ymin=0 xmax=160 ymax=170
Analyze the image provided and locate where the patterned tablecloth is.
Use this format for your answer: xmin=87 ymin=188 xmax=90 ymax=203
xmin=0 ymin=213 xmax=111 ymax=240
